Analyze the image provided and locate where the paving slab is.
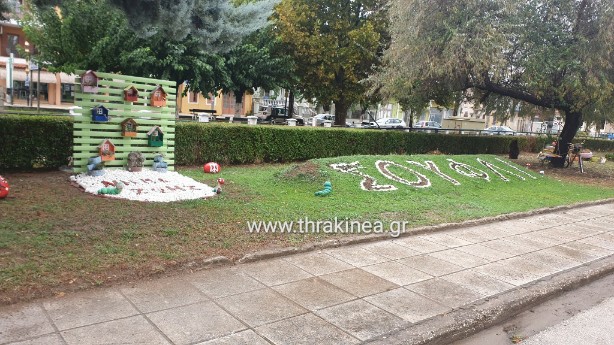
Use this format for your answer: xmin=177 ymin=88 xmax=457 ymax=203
xmin=579 ymin=233 xmax=614 ymax=250
xmin=0 ymin=304 xmax=55 ymax=344
xmin=119 ymin=276 xmax=208 ymax=313
xmin=42 ymin=289 xmax=138 ymax=331
xmin=186 ymin=267 xmax=265 ymax=299
xmin=273 ymin=277 xmax=355 ymax=311
xmin=316 ymin=299 xmax=408 ymax=341
xmin=255 ymin=313 xmax=359 ymax=345
xmin=319 ymin=268 xmax=398 ymax=298
xmin=282 ymin=252 xmax=353 ymax=276
xmin=440 ymin=270 xmax=514 ymax=297
xmin=398 ymin=254 xmax=465 ymax=276
xmin=418 ymin=233 xmax=474 ymax=248
xmin=405 ymin=278 xmax=484 ymax=309
xmin=146 ymin=301 xmax=245 ymax=345
xmin=359 ymin=241 xmax=421 ymax=259
xmin=240 ymin=259 xmax=312 ymax=286
xmin=365 ymin=287 xmax=451 ymax=322
xmin=197 ymin=329 xmax=270 ymax=345
xmin=61 ymin=316 xmax=170 ymax=345
xmin=473 ymin=256 xmax=556 ymax=286
xmin=215 ymin=288 xmax=307 ymax=327
xmin=3 ymin=334 xmax=65 ymax=345
xmin=324 ymin=246 xmax=389 ymax=267
xmin=454 ymin=243 xmax=516 ymax=261
xmin=362 ymin=261 xmax=433 ymax=286
xmin=429 ymin=248 xmax=490 ymax=268
xmin=393 ymin=236 xmax=449 ymax=253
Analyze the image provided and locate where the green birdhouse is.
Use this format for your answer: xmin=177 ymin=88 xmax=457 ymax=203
xmin=147 ymin=126 xmax=164 ymax=147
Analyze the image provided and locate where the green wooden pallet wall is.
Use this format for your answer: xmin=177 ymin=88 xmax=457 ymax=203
xmin=72 ymin=71 xmax=177 ymax=172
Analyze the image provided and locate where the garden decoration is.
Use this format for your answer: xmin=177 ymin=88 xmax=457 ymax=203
xmin=147 ymin=126 xmax=164 ymax=147
xmin=150 ymin=85 xmax=167 ymax=107
xmin=315 ymin=181 xmax=332 ymax=196
xmin=213 ymin=177 xmax=225 ymax=194
xmin=123 ymin=85 xmax=139 ymax=102
xmin=121 ymin=118 xmax=138 ymax=137
xmin=91 ymin=105 xmax=109 ymax=122
xmin=80 ymin=70 xmax=99 ymax=93
xmin=152 ymin=154 xmax=168 ymax=172
xmin=99 ymin=139 xmax=116 ymax=161
xmin=87 ymin=156 xmax=105 ymax=176
xmin=0 ymin=175 xmax=9 ymax=199
xmin=204 ymin=162 xmax=221 ymax=173
xmin=127 ymin=152 xmax=144 ymax=172
xmin=331 ymin=157 xmax=537 ymax=192
xmin=98 ymin=182 xmax=124 ymax=195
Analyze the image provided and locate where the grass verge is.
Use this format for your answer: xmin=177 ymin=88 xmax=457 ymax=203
xmin=0 ymin=154 xmax=613 ymax=304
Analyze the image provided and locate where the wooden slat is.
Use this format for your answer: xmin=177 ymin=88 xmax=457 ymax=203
xmin=72 ymin=71 xmax=177 ymax=172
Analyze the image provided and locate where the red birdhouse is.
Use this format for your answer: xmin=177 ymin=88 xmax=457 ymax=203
xmin=81 ymin=70 xmax=99 ymax=93
xmin=124 ymin=85 xmax=139 ymax=102
xmin=0 ymin=175 xmax=9 ymax=199
xmin=150 ymin=85 xmax=167 ymax=107
xmin=99 ymin=139 xmax=116 ymax=161
xmin=121 ymin=118 xmax=138 ymax=137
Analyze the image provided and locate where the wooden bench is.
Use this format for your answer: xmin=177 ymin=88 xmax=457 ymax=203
xmin=189 ymin=108 xmax=216 ymax=115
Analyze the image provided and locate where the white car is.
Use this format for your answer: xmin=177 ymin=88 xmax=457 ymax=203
xmin=484 ymin=125 xmax=515 ymax=135
xmin=414 ymin=121 xmax=441 ymax=129
xmin=372 ymin=118 xmax=407 ymax=128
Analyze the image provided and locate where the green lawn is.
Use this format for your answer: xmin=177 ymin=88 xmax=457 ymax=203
xmin=1 ymin=154 xmax=612 ymax=304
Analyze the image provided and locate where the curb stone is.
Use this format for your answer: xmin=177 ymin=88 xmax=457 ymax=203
xmin=364 ymin=255 xmax=614 ymax=345
xmin=234 ymin=198 xmax=614 ymax=264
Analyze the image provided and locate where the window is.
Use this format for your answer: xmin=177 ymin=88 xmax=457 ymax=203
xmin=61 ymin=83 xmax=75 ymax=103
xmin=6 ymin=34 xmax=20 ymax=57
xmin=188 ymin=90 xmax=198 ymax=103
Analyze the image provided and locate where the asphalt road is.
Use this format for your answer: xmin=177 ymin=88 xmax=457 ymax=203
xmin=521 ymin=297 xmax=614 ymax=345
xmin=451 ymin=273 xmax=614 ymax=345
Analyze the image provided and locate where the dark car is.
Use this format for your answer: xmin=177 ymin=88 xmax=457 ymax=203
xmin=264 ymin=107 xmax=305 ymax=125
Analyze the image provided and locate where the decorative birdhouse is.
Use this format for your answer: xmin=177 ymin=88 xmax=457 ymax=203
xmin=121 ymin=118 xmax=138 ymax=137
xmin=150 ymin=85 xmax=167 ymax=107
xmin=91 ymin=105 xmax=109 ymax=122
xmin=147 ymin=126 xmax=164 ymax=147
xmin=99 ymin=139 xmax=116 ymax=161
xmin=81 ymin=70 xmax=99 ymax=93
xmin=123 ymin=85 xmax=139 ymax=102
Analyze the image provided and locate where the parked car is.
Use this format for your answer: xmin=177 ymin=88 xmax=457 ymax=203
xmin=414 ymin=121 xmax=441 ymax=129
xmin=264 ymin=106 xmax=305 ymax=125
xmin=372 ymin=118 xmax=407 ymax=129
xmin=484 ymin=125 xmax=515 ymax=135
xmin=313 ymin=114 xmax=335 ymax=126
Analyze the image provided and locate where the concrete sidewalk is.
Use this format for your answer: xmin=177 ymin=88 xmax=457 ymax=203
xmin=1 ymin=203 xmax=613 ymax=345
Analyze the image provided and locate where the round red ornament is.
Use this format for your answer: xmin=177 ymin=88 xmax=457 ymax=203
xmin=0 ymin=175 xmax=9 ymax=199
xmin=203 ymin=162 xmax=221 ymax=173
xmin=217 ymin=178 xmax=225 ymax=185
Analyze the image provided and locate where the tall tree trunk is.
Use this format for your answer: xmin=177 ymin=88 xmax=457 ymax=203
xmin=552 ymin=110 xmax=583 ymax=167
xmin=288 ymin=90 xmax=295 ymax=117
xmin=234 ymin=92 xmax=243 ymax=116
xmin=334 ymin=94 xmax=348 ymax=126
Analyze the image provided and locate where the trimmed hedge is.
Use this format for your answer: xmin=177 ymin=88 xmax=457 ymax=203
xmin=174 ymin=123 xmax=549 ymax=165
xmin=2 ymin=115 xmax=614 ymax=169
xmin=0 ymin=115 xmax=73 ymax=169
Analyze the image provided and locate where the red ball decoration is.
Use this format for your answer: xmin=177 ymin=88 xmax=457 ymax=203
xmin=217 ymin=178 xmax=225 ymax=185
xmin=203 ymin=162 xmax=221 ymax=173
xmin=0 ymin=175 xmax=9 ymax=199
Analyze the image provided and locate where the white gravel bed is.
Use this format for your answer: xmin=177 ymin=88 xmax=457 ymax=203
xmin=70 ymin=170 xmax=217 ymax=202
